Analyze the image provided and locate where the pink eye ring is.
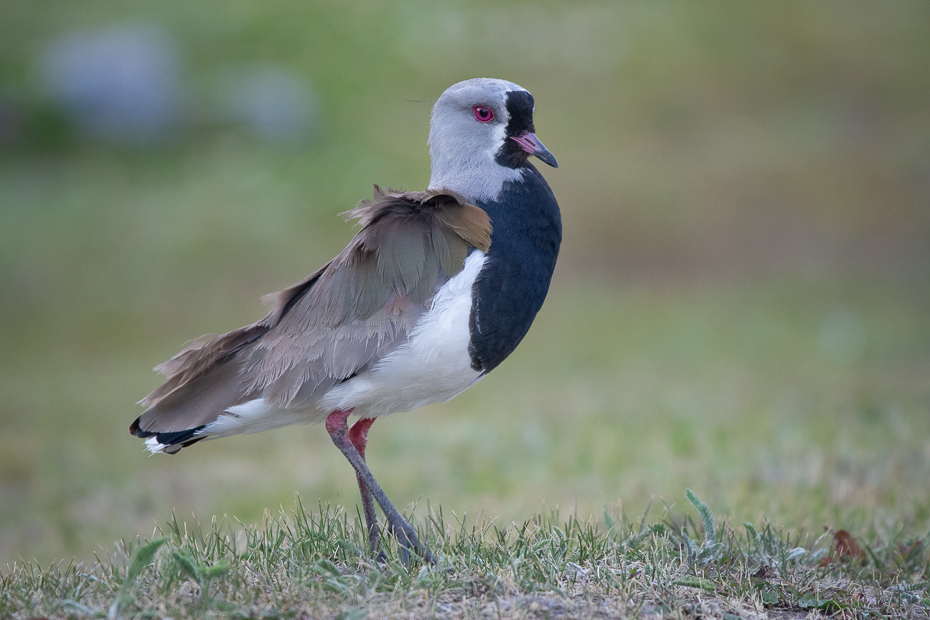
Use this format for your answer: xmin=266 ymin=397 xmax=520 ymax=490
xmin=473 ymin=105 xmax=494 ymax=123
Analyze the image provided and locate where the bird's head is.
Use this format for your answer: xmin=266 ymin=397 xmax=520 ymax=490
xmin=428 ymin=78 xmax=557 ymax=202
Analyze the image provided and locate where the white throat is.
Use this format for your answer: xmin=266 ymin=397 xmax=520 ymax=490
xmin=428 ymin=156 xmax=523 ymax=203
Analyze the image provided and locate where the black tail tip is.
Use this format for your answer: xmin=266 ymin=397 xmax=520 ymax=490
xmin=129 ymin=417 xmax=146 ymax=437
xmin=130 ymin=417 xmax=207 ymax=454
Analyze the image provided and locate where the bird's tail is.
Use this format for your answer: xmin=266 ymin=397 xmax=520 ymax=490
xmin=129 ymin=418 xmax=206 ymax=454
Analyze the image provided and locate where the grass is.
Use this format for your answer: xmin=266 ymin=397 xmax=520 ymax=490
xmin=3 ymin=491 xmax=928 ymax=618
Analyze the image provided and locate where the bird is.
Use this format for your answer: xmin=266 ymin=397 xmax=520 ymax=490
xmin=130 ymin=77 xmax=561 ymax=562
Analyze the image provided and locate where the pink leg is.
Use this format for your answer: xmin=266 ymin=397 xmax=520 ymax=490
xmin=348 ymin=417 xmax=375 ymax=460
xmin=347 ymin=417 xmax=380 ymax=555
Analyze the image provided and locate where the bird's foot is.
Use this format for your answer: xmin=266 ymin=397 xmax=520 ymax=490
xmin=365 ymin=524 xmax=388 ymax=562
xmin=388 ymin=515 xmax=434 ymax=565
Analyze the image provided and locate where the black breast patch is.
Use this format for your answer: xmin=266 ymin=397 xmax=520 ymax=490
xmin=467 ymin=166 xmax=561 ymax=373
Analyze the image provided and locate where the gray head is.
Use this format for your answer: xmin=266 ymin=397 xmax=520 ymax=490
xmin=427 ymin=78 xmax=557 ymax=202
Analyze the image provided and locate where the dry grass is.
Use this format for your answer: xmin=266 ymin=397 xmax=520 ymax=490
xmin=3 ymin=493 xmax=928 ymax=619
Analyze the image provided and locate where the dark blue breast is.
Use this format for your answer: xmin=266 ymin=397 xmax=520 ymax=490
xmin=467 ymin=165 xmax=562 ymax=373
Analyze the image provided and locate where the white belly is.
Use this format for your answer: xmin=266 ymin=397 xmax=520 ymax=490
xmin=318 ymin=249 xmax=486 ymax=417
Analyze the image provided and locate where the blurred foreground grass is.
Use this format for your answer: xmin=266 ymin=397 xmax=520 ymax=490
xmin=1 ymin=0 xmax=929 ymax=568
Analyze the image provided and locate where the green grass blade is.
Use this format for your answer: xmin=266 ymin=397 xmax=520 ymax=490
xmin=124 ymin=537 xmax=167 ymax=587
xmin=685 ymin=490 xmax=716 ymax=543
xmin=171 ymin=549 xmax=201 ymax=585
xmin=201 ymin=558 xmax=231 ymax=579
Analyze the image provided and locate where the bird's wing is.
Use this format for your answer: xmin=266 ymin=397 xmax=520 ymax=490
xmin=134 ymin=187 xmax=491 ymax=432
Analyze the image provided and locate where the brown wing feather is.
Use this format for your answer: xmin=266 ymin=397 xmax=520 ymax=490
xmin=133 ymin=187 xmax=491 ymax=434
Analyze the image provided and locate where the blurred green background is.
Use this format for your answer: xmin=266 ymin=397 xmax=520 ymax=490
xmin=2 ymin=1 xmax=929 ymax=566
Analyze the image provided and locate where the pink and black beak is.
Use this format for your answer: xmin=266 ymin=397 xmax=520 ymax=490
xmin=500 ymin=89 xmax=559 ymax=169
xmin=511 ymin=132 xmax=558 ymax=168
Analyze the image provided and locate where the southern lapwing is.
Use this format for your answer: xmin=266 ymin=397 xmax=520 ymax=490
xmin=131 ymin=78 xmax=561 ymax=562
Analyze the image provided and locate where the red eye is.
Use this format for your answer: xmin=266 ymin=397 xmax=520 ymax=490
xmin=473 ymin=105 xmax=494 ymax=123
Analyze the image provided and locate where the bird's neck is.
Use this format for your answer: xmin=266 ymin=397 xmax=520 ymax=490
xmin=428 ymin=155 xmax=524 ymax=204
xmin=477 ymin=165 xmax=562 ymax=252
